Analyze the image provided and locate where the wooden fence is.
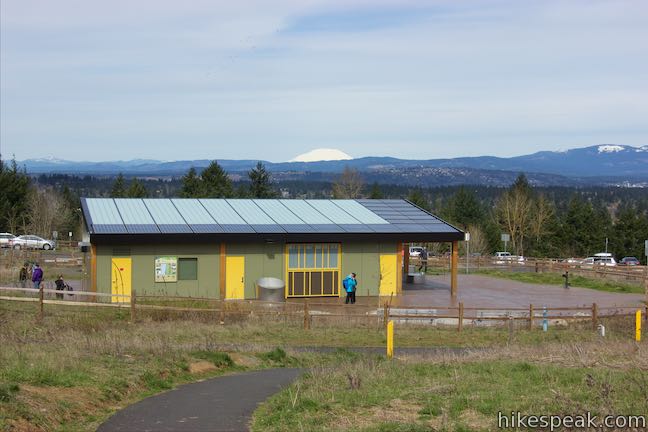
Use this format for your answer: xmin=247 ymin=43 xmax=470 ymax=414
xmin=1 ymin=286 xmax=645 ymax=332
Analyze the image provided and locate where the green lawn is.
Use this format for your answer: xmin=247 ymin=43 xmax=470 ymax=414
xmin=476 ymin=269 xmax=644 ymax=294
xmin=253 ymin=354 xmax=648 ymax=431
xmin=1 ymin=300 xmax=644 ymax=431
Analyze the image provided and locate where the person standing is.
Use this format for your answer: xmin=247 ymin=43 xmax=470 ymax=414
xmin=418 ymin=249 xmax=428 ymax=273
xmin=343 ymin=273 xmax=357 ymax=304
xmin=32 ymin=263 xmax=44 ymax=289
xmin=55 ymin=274 xmax=67 ymax=299
xmin=19 ymin=263 xmax=29 ymax=288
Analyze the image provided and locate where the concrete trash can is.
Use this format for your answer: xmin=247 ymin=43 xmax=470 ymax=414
xmin=256 ymin=277 xmax=285 ymax=302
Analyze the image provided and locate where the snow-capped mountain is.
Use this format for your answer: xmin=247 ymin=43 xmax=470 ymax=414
xmin=15 ymin=145 xmax=648 ymax=185
xmin=289 ymin=149 xmax=352 ymax=162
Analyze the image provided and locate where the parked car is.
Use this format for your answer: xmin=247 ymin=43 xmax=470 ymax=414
xmin=582 ymin=253 xmax=616 ymax=267
xmin=618 ymin=256 xmax=640 ymax=266
xmin=494 ymin=251 xmax=525 ymax=264
xmin=409 ymin=246 xmax=426 ymax=257
xmin=0 ymin=233 xmax=16 ymax=248
xmin=9 ymin=235 xmax=56 ymax=250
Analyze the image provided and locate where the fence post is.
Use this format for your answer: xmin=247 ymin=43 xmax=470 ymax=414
xmin=592 ymin=303 xmax=598 ymax=330
xmin=529 ymin=304 xmax=534 ymax=330
xmin=386 ymin=320 xmax=394 ymax=359
xmin=130 ymin=289 xmax=136 ymax=323
xmin=38 ymin=284 xmax=44 ymax=322
xmin=636 ymin=309 xmax=642 ymax=342
xmin=383 ymin=302 xmax=389 ymax=329
xmin=303 ymin=300 xmax=310 ymax=330
xmin=458 ymin=302 xmax=464 ymax=332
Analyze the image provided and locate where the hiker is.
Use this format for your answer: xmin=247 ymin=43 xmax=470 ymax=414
xmin=343 ymin=273 xmax=357 ymax=304
xmin=418 ymin=249 xmax=428 ymax=273
xmin=32 ymin=263 xmax=44 ymax=290
xmin=19 ymin=263 xmax=29 ymax=288
xmin=55 ymin=275 xmax=69 ymax=299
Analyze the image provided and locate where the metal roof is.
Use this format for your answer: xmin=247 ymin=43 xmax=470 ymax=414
xmin=81 ymin=198 xmax=464 ymax=243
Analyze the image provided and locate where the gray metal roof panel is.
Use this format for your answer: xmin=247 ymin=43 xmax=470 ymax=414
xmin=309 ymin=224 xmax=346 ymax=233
xmin=279 ymin=200 xmax=333 ymax=224
xmin=125 ymin=224 xmax=160 ymax=234
xmin=254 ymin=200 xmax=305 ymax=224
xmin=93 ymin=224 xmax=128 ymax=234
xmin=339 ymin=224 xmax=373 ymax=233
xmin=200 ymin=200 xmax=247 ymax=225
xmin=219 ymin=224 xmax=255 ymax=233
xmin=226 ymin=200 xmax=276 ymax=225
xmin=189 ymin=224 xmax=225 ymax=233
xmin=281 ymin=224 xmax=316 ymax=233
xmin=114 ymin=199 xmax=156 ymax=225
xmin=337 ymin=200 xmax=389 ymax=224
xmin=158 ymin=224 xmax=193 ymax=234
xmin=172 ymin=199 xmax=218 ymax=225
xmin=306 ymin=200 xmax=361 ymax=224
xmin=250 ymin=224 xmax=286 ymax=233
xmin=143 ymin=199 xmax=187 ymax=225
xmin=85 ymin=198 xmax=124 ymax=225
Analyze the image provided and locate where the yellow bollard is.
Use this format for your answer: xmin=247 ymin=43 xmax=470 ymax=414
xmin=386 ymin=320 xmax=394 ymax=359
xmin=636 ymin=309 xmax=642 ymax=342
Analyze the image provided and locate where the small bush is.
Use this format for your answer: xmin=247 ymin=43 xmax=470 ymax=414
xmin=259 ymin=347 xmax=287 ymax=363
xmin=0 ymin=382 xmax=20 ymax=402
xmin=141 ymin=371 xmax=172 ymax=392
xmin=191 ymin=351 xmax=233 ymax=368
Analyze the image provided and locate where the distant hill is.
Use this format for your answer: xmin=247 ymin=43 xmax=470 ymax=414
xmin=19 ymin=144 xmax=648 ymax=187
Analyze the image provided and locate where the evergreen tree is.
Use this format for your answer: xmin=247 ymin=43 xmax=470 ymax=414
xmin=447 ymin=186 xmax=483 ymax=229
xmin=180 ymin=167 xmax=202 ymax=198
xmin=0 ymin=156 xmax=31 ymax=232
xmin=610 ymin=206 xmax=647 ymax=261
xmin=407 ymin=189 xmax=430 ymax=211
xmin=200 ymin=161 xmax=233 ymax=198
xmin=126 ymin=178 xmax=148 ymax=198
xmin=248 ymin=162 xmax=275 ymax=198
xmin=110 ymin=173 xmax=126 ymax=198
xmin=368 ymin=182 xmax=384 ymax=199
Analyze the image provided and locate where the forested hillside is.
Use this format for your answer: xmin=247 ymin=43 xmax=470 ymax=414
xmin=3 ymin=157 xmax=647 ymax=261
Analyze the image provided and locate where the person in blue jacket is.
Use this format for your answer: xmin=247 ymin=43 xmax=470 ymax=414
xmin=343 ymin=273 xmax=357 ymax=304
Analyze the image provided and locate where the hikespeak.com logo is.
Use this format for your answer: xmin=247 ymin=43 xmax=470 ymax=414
xmin=498 ymin=411 xmax=646 ymax=431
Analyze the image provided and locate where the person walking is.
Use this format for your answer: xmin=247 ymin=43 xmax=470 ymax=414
xmin=343 ymin=273 xmax=357 ymax=304
xmin=418 ymin=249 xmax=428 ymax=274
xmin=55 ymin=274 xmax=67 ymax=299
xmin=32 ymin=263 xmax=44 ymax=290
xmin=19 ymin=263 xmax=29 ymax=288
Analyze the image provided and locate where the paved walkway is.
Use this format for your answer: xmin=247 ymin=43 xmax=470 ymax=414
xmin=97 ymin=368 xmax=301 ymax=432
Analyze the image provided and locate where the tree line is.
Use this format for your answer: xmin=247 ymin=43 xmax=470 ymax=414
xmin=6 ymin=157 xmax=647 ymax=261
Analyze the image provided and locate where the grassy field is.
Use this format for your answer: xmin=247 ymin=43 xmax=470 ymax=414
xmin=1 ymin=300 xmax=645 ymax=431
xmin=476 ymin=269 xmax=645 ymax=294
xmin=253 ymin=344 xmax=648 ymax=431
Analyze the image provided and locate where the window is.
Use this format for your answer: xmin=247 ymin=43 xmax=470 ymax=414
xmin=178 ymin=258 xmax=198 ymax=280
xmin=287 ymin=244 xmax=340 ymax=297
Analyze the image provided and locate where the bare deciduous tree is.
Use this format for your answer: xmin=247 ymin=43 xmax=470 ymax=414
xmin=495 ymin=184 xmax=532 ymax=256
xmin=332 ymin=167 xmax=364 ymax=199
xmin=27 ymin=187 xmax=73 ymax=238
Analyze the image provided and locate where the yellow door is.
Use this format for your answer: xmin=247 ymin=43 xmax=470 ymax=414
xmin=379 ymin=254 xmax=397 ymax=296
xmin=111 ymin=258 xmax=132 ymax=303
xmin=225 ymin=256 xmax=245 ymax=299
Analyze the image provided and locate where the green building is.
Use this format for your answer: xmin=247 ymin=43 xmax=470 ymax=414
xmin=81 ymin=198 xmax=464 ymax=301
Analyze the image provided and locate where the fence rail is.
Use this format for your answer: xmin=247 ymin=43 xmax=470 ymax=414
xmin=1 ymin=286 xmax=645 ymax=332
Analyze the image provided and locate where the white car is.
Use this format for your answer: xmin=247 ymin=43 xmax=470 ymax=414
xmin=494 ymin=252 xmax=525 ymax=264
xmin=409 ymin=247 xmax=425 ymax=257
xmin=10 ymin=235 xmax=56 ymax=250
xmin=0 ymin=233 xmax=16 ymax=248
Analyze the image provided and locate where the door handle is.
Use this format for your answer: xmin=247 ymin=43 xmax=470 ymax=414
xmin=241 ymin=277 xmax=244 ymax=283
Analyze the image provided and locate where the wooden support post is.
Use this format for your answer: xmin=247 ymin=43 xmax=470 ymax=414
xmin=529 ymin=304 xmax=534 ymax=330
xmin=130 ymin=289 xmax=136 ymax=323
xmin=403 ymin=243 xmax=409 ymax=280
xmin=592 ymin=303 xmax=598 ymax=330
xmin=303 ymin=300 xmax=310 ymax=330
xmin=38 ymin=285 xmax=44 ymax=322
xmin=451 ymin=240 xmax=458 ymax=298
xmin=383 ymin=302 xmax=389 ymax=329
xmin=458 ymin=302 xmax=464 ymax=332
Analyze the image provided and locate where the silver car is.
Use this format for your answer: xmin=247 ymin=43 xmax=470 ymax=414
xmin=10 ymin=235 xmax=56 ymax=250
xmin=0 ymin=233 xmax=16 ymax=248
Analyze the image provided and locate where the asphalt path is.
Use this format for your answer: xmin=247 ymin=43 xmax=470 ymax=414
xmin=97 ymin=368 xmax=301 ymax=432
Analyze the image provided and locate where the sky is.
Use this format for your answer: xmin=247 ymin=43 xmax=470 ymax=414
xmin=1 ymin=0 xmax=647 ymax=162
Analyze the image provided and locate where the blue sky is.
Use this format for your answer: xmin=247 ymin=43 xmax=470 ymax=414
xmin=1 ymin=0 xmax=647 ymax=162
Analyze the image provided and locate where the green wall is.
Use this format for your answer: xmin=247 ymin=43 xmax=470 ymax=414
xmin=95 ymin=240 xmax=397 ymax=299
xmin=341 ymin=242 xmax=398 ymax=296
xmin=227 ymin=243 xmax=284 ymax=299
xmin=96 ymin=244 xmax=220 ymax=298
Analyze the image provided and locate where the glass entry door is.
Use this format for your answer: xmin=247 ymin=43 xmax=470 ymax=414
xmin=286 ymin=243 xmax=340 ymax=297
